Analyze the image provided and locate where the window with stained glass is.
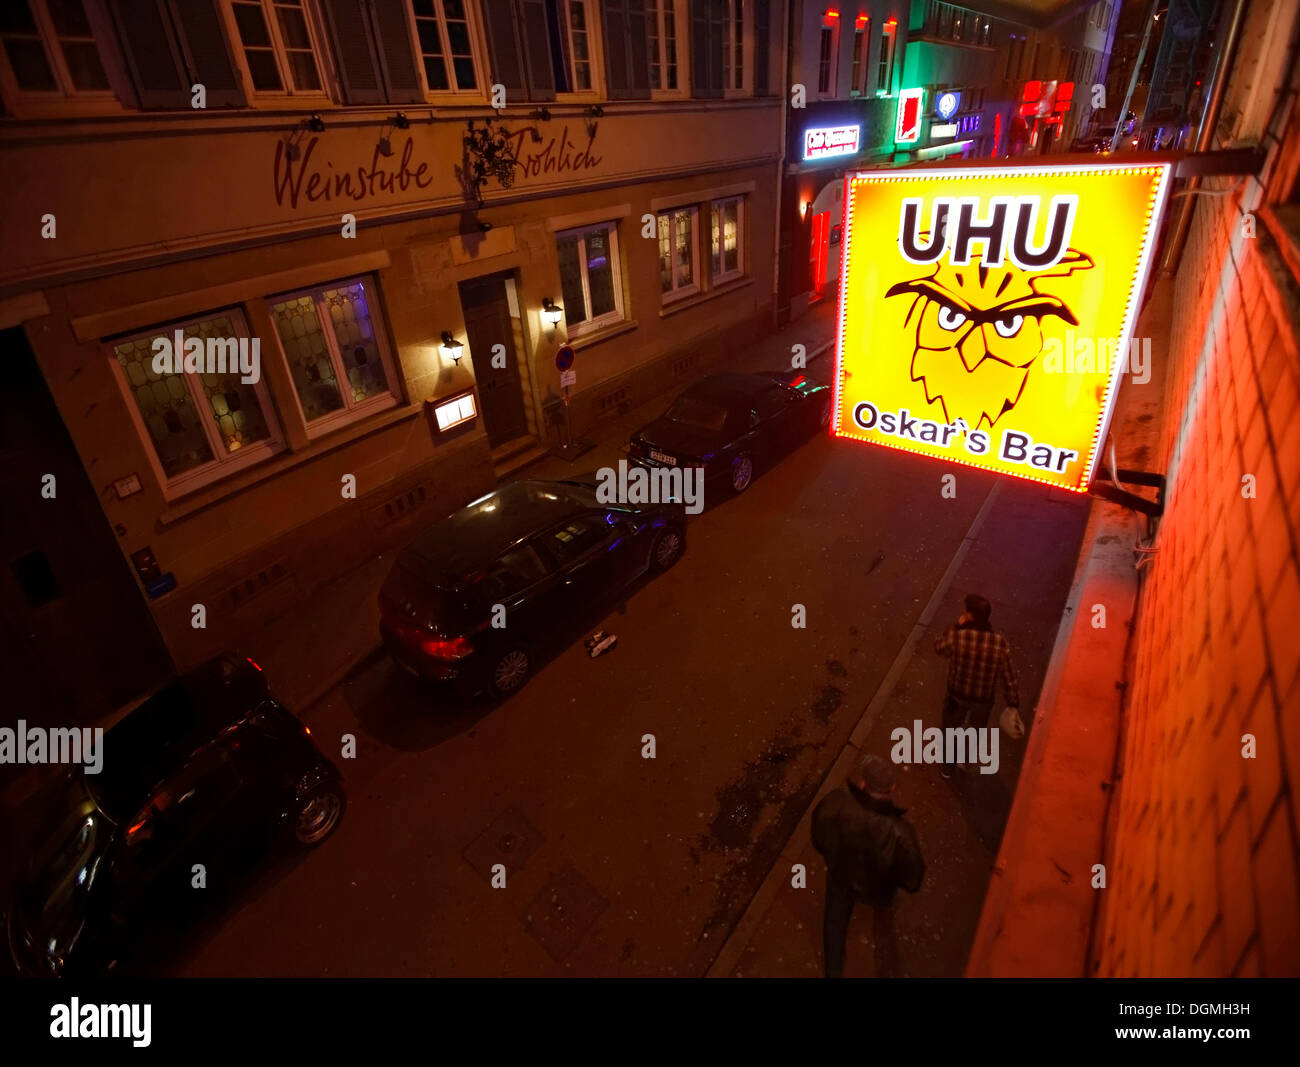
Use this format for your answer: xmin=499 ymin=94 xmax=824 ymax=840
xmin=269 ymin=276 xmax=398 ymax=431
xmin=111 ymin=311 xmax=280 ymax=485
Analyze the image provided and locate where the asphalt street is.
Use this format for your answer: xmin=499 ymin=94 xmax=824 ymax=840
xmin=164 ymin=426 xmax=1090 ymax=977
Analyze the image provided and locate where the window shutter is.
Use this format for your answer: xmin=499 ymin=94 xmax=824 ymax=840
xmin=110 ymin=0 xmax=189 ymax=109
xmin=603 ymin=1 xmax=630 ymax=98
xmin=754 ymin=0 xmax=771 ymax=96
xmin=167 ymin=0 xmax=246 ymax=107
xmin=603 ymin=0 xmax=649 ymax=100
xmin=517 ymin=0 xmax=556 ymax=102
xmin=481 ymin=0 xmax=528 ymax=101
xmin=370 ymin=0 xmax=424 ymax=103
xmin=690 ymin=0 xmax=722 ymax=98
xmin=321 ymin=0 xmax=385 ymax=105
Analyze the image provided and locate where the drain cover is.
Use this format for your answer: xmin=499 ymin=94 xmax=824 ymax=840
xmin=462 ymin=806 xmax=544 ymax=882
xmin=521 ymin=866 xmax=608 ymax=962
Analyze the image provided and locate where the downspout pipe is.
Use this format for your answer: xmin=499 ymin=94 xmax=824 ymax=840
xmin=772 ymin=0 xmax=794 ymax=328
xmin=1158 ymin=0 xmax=1251 ymax=274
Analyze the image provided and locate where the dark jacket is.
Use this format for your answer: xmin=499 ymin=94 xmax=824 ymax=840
xmin=811 ymin=784 xmax=925 ymax=907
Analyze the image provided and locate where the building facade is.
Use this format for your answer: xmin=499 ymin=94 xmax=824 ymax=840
xmin=0 ymin=0 xmax=785 ymax=696
xmin=777 ymin=0 xmax=1122 ymax=322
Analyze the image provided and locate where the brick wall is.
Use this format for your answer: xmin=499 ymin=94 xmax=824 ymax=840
xmin=1091 ymin=54 xmax=1300 ymax=975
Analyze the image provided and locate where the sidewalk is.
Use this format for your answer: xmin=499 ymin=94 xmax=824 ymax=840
xmin=0 ymin=299 xmax=838 ymax=825
xmin=708 ymin=473 xmax=1092 ymax=976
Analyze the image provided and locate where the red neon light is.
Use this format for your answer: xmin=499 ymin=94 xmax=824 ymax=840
xmin=884 ymin=17 xmax=897 ymax=26
xmin=825 ymin=8 xmax=840 ymax=16
xmin=1022 ymin=81 xmax=1042 ymax=102
xmin=855 ymin=14 xmax=869 ymax=28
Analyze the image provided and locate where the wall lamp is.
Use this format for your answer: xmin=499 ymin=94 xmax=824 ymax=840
xmin=307 ymin=113 xmax=326 ymax=132
xmin=541 ymin=299 xmax=564 ymax=326
xmin=393 ymin=112 xmax=409 ymax=129
xmin=439 ymin=331 xmax=464 ymax=365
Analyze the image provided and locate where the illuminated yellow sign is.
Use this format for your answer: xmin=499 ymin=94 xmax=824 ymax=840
xmin=831 ymin=161 xmax=1171 ymax=491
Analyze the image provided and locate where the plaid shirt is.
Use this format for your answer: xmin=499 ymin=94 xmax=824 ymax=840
xmin=934 ymin=626 xmax=1019 ymax=707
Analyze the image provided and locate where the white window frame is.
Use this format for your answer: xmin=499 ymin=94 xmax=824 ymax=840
xmin=876 ymin=22 xmax=896 ymax=96
xmin=646 ymin=0 xmax=683 ymax=95
xmin=225 ymin=0 xmax=331 ymax=100
xmin=0 ymin=0 xmax=118 ymax=103
xmin=722 ymin=0 xmax=748 ymax=96
xmin=406 ymin=0 xmax=484 ymax=97
xmin=849 ymin=15 xmax=869 ymax=97
xmin=555 ymin=221 xmax=626 ymax=338
xmin=107 ymin=308 xmax=286 ymax=499
xmin=657 ymin=207 xmax=700 ymax=303
xmin=268 ymin=274 xmax=402 ymax=440
xmin=710 ymin=196 xmax=745 ymax=286
xmin=555 ymin=0 xmax=599 ymax=97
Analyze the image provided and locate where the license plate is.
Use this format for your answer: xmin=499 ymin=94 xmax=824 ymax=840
xmin=649 ymin=450 xmax=676 ymax=465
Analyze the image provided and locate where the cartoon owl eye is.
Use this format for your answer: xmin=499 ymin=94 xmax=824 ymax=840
xmin=993 ymin=315 xmax=1024 ymax=338
xmin=936 ymin=305 xmax=967 ymax=331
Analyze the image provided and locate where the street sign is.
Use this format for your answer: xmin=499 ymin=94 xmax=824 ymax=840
xmin=831 ymin=160 xmax=1172 ymax=493
xmin=560 ymin=368 xmax=576 ymax=388
xmin=555 ymin=345 xmax=575 ymax=371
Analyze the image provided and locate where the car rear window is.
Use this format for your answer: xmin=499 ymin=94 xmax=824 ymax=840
xmin=457 ymin=545 xmax=550 ymax=605
xmin=381 ymin=559 xmax=474 ymax=632
xmin=665 ymin=394 xmax=729 ymax=432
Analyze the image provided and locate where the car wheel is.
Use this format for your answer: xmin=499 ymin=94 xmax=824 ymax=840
xmin=731 ymin=453 xmax=754 ymax=493
xmin=819 ymin=395 xmax=833 ymax=429
xmin=294 ymin=783 xmax=345 ymax=846
xmin=490 ymin=647 xmax=531 ymax=696
xmin=650 ymin=524 xmax=685 ymax=571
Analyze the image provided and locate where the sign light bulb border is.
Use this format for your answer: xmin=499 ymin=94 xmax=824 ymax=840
xmin=831 ymin=161 xmax=1173 ymax=493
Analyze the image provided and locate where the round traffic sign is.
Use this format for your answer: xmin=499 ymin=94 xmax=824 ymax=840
xmin=555 ymin=345 xmax=575 ymax=371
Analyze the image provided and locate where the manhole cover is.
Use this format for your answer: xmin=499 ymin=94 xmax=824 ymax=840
xmin=462 ymin=806 xmax=544 ymax=882
xmin=521 ymin=866 xmax=608 ymax=963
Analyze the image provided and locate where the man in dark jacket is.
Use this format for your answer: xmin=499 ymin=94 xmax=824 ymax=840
xmin=811 ymin=754 xmax=924 ymax=978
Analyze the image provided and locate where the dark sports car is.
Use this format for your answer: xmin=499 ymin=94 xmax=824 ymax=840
xmin=628 ymin=370 xmax=832 ymax=495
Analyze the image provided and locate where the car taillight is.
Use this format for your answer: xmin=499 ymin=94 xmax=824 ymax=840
xmin=419 ymin=634 xmax=475 ymax=661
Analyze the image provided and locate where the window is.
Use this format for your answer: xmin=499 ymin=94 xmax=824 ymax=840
xmin=710 ymin=196 xmax=744 ymax=283
xmin=722 ymin=0 xmax=744 ymax=92
xmin=269 ymin=276 xmax=399 ymax=434
xmin=556 ymin=222 xmax=624 ymax=335
xmin=850 ymin=16 xmax=868 ymax=96
xmin=647 ymin=0 xmax=678 ymax=90
xmin=541 ymin=516 xmax=609 ymax=563
xmin=657 ymin=207 xmax=699 ymax=299
xmin=411 ymin=0 xmax=477 ymax=92
xmin=0 ymin=0 xmax=110 ymax=94
xmin=546 ymin=0 xmax=592 ymax=92
xmin=979 ymin=19 xmax=990 ymax=46
xmin=230 ymin=0 xmax=324 ymax=93
xmin=469 ymin=545 xmax=549 ymax=603
xmin=111 ymin=310 xmax=282 ymax=490
xmin=876 ymin=22 xmax=895 ymax=94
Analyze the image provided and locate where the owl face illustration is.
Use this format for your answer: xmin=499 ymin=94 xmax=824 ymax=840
xmin=885 ymin=246 xmax=1094 ymax=430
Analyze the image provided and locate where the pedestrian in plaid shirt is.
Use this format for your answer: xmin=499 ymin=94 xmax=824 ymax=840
xmin=934 ymin=594 xmax=1019 ymax=777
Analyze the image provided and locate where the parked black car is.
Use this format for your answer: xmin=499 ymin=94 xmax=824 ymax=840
xmin=628 ymin=370 xmax=832 ymax=495
xmin=379 ymin=478 xmax=685 ymax=697
xmin=6 ymin=655 xmax=344 ymax=977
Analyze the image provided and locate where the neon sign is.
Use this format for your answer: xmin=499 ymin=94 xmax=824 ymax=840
xmin=895 ymin=89 xmax=924 ymax=144
xmin=804 ymin=125 xmax=861 ymax=160
xmin=936 ymin=91 xmax=961 ymax=120
xmin=831 ymin=162 xmax=1172 ymax=492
